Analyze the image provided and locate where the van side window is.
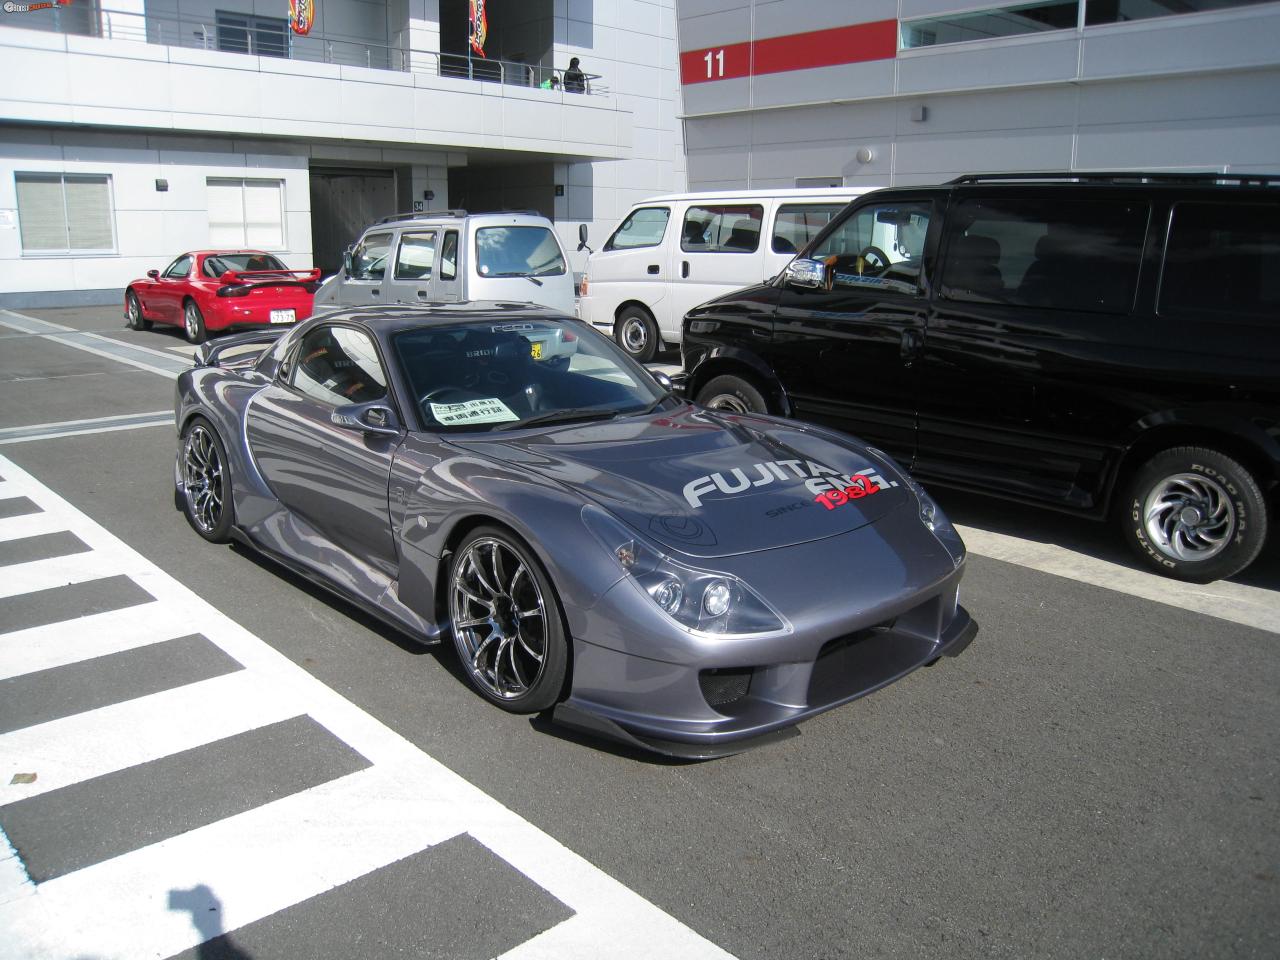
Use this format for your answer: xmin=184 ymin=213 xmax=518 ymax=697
xmin=772 ymin=204 xmax=846 ymax=254
xmin=394 ymin=231 xmax=437 ymax=280
xmin=940 ymin=199 xmax=1149 ymax=314
xmin=1160 ymin=202 xmax=1279 ymax=321
xmin=810 ymin=201 xmax=932 ymax=295
xmin=605 ymin=207 xmax=670 ymax=251
xmin=682 ymin=205 xmax=764 ymax=253
xmin=351 ymin=232 xmax=393 ymax=281
xmin=439 ymin=230 xmax=458 ymax=281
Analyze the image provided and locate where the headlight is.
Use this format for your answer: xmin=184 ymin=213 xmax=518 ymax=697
xmin=583 ymin=506 xmax=789 ymax=636
xmin=905 ymin=478 xmax=966 ymax=568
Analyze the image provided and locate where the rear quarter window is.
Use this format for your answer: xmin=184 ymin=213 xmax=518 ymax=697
xmin=681 ymin=204 xmax=763 ymax=253
xmin=939 ymin=198 xmax=1149 ymax=315
xmin=772 ymin=203 xmax=846 ymax=254
xmin=1159 ymin=201 xmax=1280 ymax=322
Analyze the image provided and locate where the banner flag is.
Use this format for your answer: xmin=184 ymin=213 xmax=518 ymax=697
xmin=469 ymin=0 xmax=487 ymax=57
xmin=289 ymin=0 xmax=314 ymax=36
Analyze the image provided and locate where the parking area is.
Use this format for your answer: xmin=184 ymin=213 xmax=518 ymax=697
xmin=1 ymin=305 xmax=1277 ymax=960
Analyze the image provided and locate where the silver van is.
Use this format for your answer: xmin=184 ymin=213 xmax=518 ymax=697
xmin=314 ymin=210 xmax=576 ymax=315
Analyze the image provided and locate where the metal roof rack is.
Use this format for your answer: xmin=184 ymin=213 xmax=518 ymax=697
xmin=372 ymin=209 xmax=469 ymax=224
xmin=948 ymin=171 xmax=1280 ymax=186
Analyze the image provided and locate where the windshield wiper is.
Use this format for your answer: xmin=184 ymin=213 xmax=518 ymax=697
xmin=516 ymin=407 xmax=620 ymax=429
xmin=489 ymin=272 xmax=543 ymax=285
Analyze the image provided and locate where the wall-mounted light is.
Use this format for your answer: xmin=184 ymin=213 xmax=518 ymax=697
xmin=911 ymin=105 xmax=928 ymax=122
xmin=423 ymin=189 xmax=434 ymax=201
xmin=855 ymin=147 xmax=875 ymax=165
xmin=155 ymin=179 xmax=169 ymax=192
xmin=555 ymin=184 xmax=565 ymax=197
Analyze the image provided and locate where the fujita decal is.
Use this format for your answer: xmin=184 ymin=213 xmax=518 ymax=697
xmin=682 ymin=459 xmax=897 ymax=509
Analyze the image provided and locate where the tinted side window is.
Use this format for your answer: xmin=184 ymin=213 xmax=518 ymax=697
xmin=164 ymin=254 xmax=193 ymax=279
xmin=291 ymin=326 xmax=389 ymax=406
xmin=772 ymin=203 xmax=846 ymax=254
xmin=1160 ymin=202 xmax=1280 ymax=321
xmin=439 ymin=230 xmax=459 ymax=281
xmin=810 ymin=201 xmax=932 ymax=295
xmin=605 ymin=206 xmax=670 ymax=251
xmin=681 ymin=204 xmax=764 ymax=253
xmin=940 ymin=198 xmax=1149 ymax=314
xmin=351 ymin=232 xmax=393 ymax=281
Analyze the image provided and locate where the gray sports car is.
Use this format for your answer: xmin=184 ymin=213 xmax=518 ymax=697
xmin=174 ymin=303 xmax=976 ymax=756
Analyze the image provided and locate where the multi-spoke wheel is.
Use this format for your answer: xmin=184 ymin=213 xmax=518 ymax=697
xmin=1123 ymin=446 xmax=1266 ymax=583
xmin=125 ymin=291 xmax=151 ymax=331
xmin=184 ymin=300 xmax=208 ymax=344
xmin=179 ymin=420 xmax=233 ymax=543
xmin=448 ymin=526 xmax=568 ymax=712
xmin=695 ymin=374 xmax=771 ymax=415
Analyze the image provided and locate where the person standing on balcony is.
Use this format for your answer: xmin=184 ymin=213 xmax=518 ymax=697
xmin=564 ymin=57 xmax=586 ymax=93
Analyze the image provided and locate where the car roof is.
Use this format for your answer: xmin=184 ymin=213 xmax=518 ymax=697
xmin=309 ymin=302 xmax=574 ymax=336
xmin=633 ymin=187 xmax=875 ymax=204
xmin=360 ymin=211 xmax=556 ymax=232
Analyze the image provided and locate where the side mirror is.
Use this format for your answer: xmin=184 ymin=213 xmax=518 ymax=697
xmin=331 ymin=402 xmax=401 ymax=437
xmin=652 ymin=370 xmax=674 ymax=393
xmin=577 ymin=222 xmax=592 ymax=253
xmin=783 ymin=258 xmax=826 ymax=290
xmin=342 ymin=249 xmax=354 ymax=274
xmin=147 ymin=269 xmax=160 ymax=279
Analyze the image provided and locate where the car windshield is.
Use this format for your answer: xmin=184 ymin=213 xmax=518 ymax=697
xmin=474 ymin=227 xmax=567 ymax=277
xmin=393 ymin=319 xmax=668 ymax=433
xmin=205 ymin=253 xmax=288 ymax=276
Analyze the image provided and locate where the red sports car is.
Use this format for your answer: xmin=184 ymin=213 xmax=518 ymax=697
xmin=124 ymin=251 xmax=322 ymax=343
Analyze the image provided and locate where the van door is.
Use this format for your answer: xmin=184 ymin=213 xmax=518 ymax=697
xmin=770 ymin=196 xmax=937 ymax=467
xmin=580 ymin=204 xmax=673 ymax=333
xmin=917 ymin=192 xmax=1152 ymax=510
xmin=383 ymin=229 xmax=439 ymax=304
xmin=434 ymin=229 xmax=462 ymax=302
xmin=667 ymin=202 xmax=767 ymax=341
xmin=340 ymin=230 xmax=395 ymax=306
xmin=766 ymin=200 xmax=850 ymax=279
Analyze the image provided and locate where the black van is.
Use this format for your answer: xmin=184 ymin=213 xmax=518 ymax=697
xmin=680 ymin=173 xmax=1279 ymax=583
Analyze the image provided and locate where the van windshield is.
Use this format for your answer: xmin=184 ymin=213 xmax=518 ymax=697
xmin=475 ymin=226 xmax=567 ymax=278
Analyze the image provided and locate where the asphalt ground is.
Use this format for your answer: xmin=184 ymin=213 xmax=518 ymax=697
xmin=1 ymin=306 xmax=1277 ymax=960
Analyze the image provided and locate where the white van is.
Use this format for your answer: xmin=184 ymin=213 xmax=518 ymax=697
xmin=314 ymin=210 xmax=576 ymax=315
xmin=577 ymin=188 xmax=874 ymax=361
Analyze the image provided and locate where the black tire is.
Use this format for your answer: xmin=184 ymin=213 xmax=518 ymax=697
xmin=695 ymin=374 xmax=771 ymax=415
xmin=183 ymin=300 xmax=208 ymax=344
xmin=614 ymin=305 xmax=659 ymax=363
xmin=178 ymin=419 xmax=234 ymax=543
xmin=125 ymin=291 xmax=152 ymax=331
xmin=1122 ymin=445 xmax=1267 ymax=583
xmin=448 ymin=525 xmax=569 ymax=713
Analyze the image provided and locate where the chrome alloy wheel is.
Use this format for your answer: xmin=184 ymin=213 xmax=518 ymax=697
xmin=702 ymin=392 xmax=750 ymax=413
xmin=619 ymin=314 xmax=650 ymax=355
xmin=1142 ymin=471 xmax=1235 ymax=563
xmin=449 ymin=537 xmax=548 ymax=701
xmin=181 ymin=424 xmax=225 ymax=536
xmin=184 ymin=303 xmax=201 ymax=341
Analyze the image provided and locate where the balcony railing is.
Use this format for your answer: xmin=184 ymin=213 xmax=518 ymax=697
xmin=20 ymin=4 xmax=608 ymax=95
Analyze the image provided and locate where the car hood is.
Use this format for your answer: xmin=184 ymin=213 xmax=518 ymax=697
xmin=453 ymin=406 xmax=913 ymax=558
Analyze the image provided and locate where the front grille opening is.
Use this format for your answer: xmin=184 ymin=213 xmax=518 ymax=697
xmin=699 ymin=667 xmax=753 ymax=708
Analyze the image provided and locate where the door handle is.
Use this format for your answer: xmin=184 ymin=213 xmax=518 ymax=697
xmin=681 ymin=261 xmax=690 ymax=279
xmin=370 ymin=288 xmax=380 ymax=296
xmin=647 ymin=264 xmax=660 ymax=275
xmin=417 ymin=290 xmax=429 ymax=299
xmin=900 ymin=329 xmax=923 ymax=364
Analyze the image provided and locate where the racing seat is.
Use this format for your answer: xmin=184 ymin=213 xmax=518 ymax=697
xmin=945 ymin=234 xmax=1005 ymax=301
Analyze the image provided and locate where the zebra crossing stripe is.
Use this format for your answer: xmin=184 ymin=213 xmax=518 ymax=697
xmin=0 ymin=453 xmax=738 ymax=960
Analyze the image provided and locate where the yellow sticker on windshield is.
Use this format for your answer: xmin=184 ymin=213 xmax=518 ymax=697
xmin=530 ymin=342 xmax=543 ymax=360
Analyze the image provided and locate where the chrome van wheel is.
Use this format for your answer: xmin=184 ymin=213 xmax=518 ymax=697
xmin=1124 ymin=446 xmax=1266 ymax=583
xmin=180 ymin=420 xmax=233 ymax=543
xmin=448 ymin=527 xmax=567 ymax=712
xmin=615 ymin=306 xmax=658 ymax=362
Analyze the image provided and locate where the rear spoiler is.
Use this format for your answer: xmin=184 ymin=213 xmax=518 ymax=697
xmin=194 ymin=329 xmax=288 ymax=368
xmin=218 ymin=267 xmax=322 ymax=286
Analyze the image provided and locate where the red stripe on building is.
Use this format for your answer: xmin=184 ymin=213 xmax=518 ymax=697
xmin=681 ymin=19 xmax=897 ymax=86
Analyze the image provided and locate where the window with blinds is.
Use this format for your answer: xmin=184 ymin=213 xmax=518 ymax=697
xmin=16 ymin=173 xmax=116 ymax=254
xmin=207 ymin=178 xmax=285 ymax=248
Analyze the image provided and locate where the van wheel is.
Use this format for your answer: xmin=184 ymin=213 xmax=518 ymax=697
xmin=615 ymin=306 xmax=659 ymax=363
xmin=696 ymin=374 xmax=771 ymax=415
xmin=1122 ymin=446 xmax=1267 ymax=583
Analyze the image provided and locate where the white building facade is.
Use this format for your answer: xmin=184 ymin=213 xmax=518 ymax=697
xmin=0 ymin=0 xmax=686 ymax=306
xmin=677 ymin=0 xmax=1280 ymax=189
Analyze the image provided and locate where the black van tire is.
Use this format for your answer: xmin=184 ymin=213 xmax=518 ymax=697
xmin=614 ymin=305 xmax=659 ymax=362
xmin=1122 ymin=446 xmax=1267 ymax=583
xmin=696 ymin=374 xmax=771 ymax=415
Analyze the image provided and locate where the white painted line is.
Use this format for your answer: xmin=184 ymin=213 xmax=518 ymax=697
xmin=0 ymin=411 xmax=172 ymax=437
xmin=0 ymin=418 xmax=174 ymax=446
xmin=957 ymin=524 xmax=1280 ymax=635
xmin=0 ymin=671 xmax=304 ymax=803
xmin=0 ymin=454 xmax=738 ymax=960
xmin=0 ymin=311 xmax=185 ymax=380
xmin=0 ymin=602 xmax=195 ymax=681
xmin=0 ymin=553 xmax=120 ymax=600
xmin=0 ymin=512 xmax=64 ymax=543
xmin=0 ymin=830 xmax=34 ymax=908
xmin=0 ymin=311 xmax=74 ymax=334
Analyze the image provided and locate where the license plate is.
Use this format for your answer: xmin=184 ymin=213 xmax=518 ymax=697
xmin=270 ymin=309 xmax=295 ymax=324
xmin=530 ymin=342 xmax=543 ymax=360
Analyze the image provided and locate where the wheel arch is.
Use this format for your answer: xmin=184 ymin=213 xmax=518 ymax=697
xmin=684 ymin=349 xmax=792 ymax=416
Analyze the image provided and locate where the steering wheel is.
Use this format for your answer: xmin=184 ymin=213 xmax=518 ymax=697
xmin=857 ymin=246 xmax=890 ymax=275
xmin=420 ymin=386 xmax=477 ymax=412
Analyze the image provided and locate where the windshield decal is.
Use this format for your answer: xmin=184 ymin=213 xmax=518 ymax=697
xmin=682 ymin=459 xmax=897 ymax=509
xmin=429 ymin=398 xmax=519 ymax=425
